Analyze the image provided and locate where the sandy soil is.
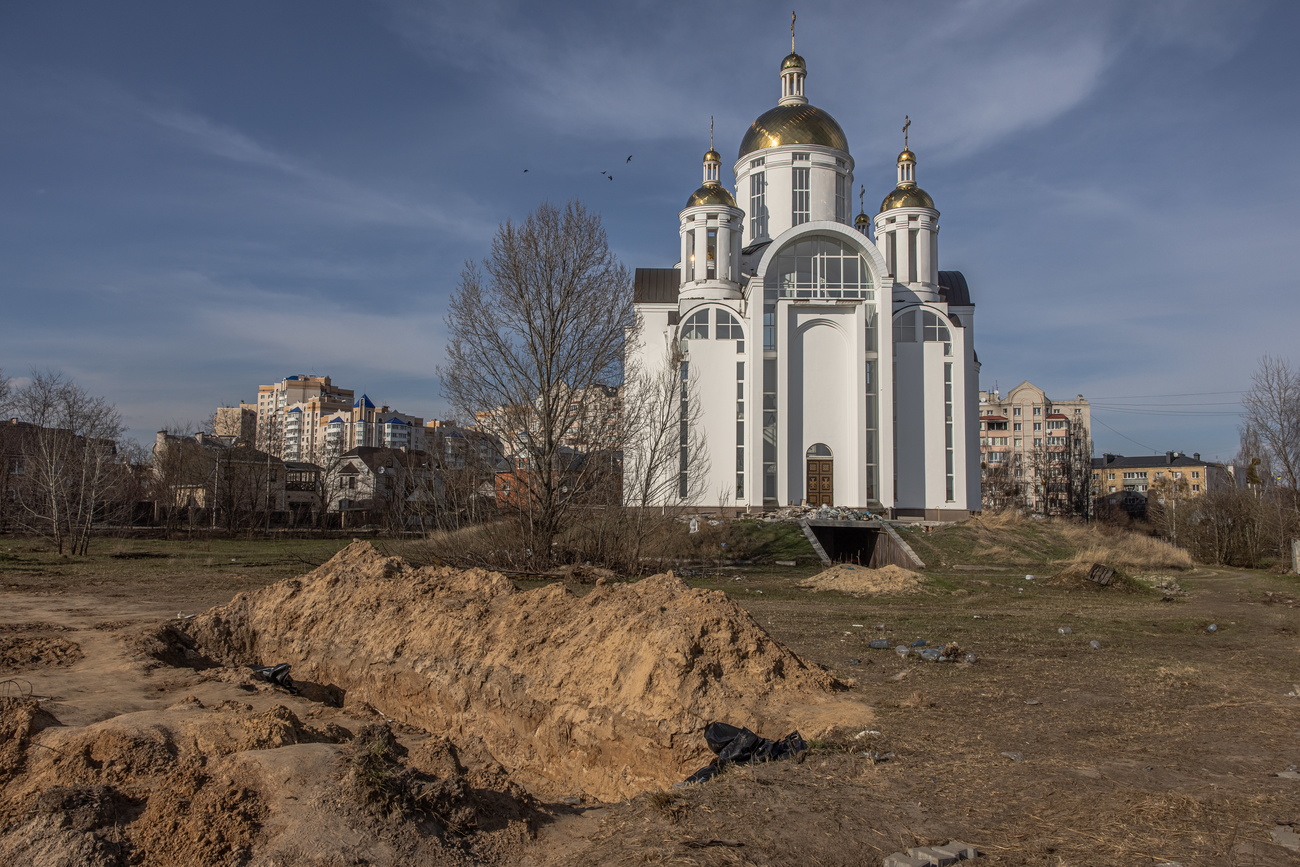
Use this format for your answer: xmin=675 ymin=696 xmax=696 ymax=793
xmin=2 ymin=542 xmax=1300 ymax=865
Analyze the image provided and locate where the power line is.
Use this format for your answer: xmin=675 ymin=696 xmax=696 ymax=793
xmin=1089 ymin=415 xmax=1161 ymax=452
xmin=1086 ymin=390 xmax=1245 ymax=399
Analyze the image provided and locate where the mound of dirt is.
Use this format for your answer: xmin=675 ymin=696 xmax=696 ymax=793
xmin=798 ymin=563 xmax=924 ymax=597
xmin=183 ymin=542 xmax=864 ymax=801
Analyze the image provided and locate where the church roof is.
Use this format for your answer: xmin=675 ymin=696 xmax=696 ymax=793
xmin=686 ymin=183 xmax=737 ymax=208
xmin=633 ymin=267 xmax=679 ymax=304
xmin=938 ymin=271 xmax=971 ymax=307
xmin=738 ymin=104 xmax=848 ymax=158
xmin=880 ymin=184 xmax=935 ymax=212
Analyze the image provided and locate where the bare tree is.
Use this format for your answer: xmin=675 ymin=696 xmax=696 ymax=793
xmin=0 ymin=368 xmax=12 ymax=415
xmin=9 ymin=370 xmax=126 ymax=554
xmin=1240 ymin=354 xmax=1300 ymax=490
xmin=437 ymin=200 xmax=632 ymax=566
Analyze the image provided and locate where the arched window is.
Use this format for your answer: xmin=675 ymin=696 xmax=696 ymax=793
xmin=806 ymin=443 xmax=833 ymax=458
xmin=682 ymin=309 xmax=709 ymax=340
xmin=716 ymin=310 xmax=743 ymax=339
xmin=923 ymin=310 xmax=952 ymax=356
xmin=895 ymin=309 xmax=917 ymax=342
xmin=771 ymin=235 xmax=876 ymax=299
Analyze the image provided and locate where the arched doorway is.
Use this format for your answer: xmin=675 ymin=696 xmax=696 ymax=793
xmin=806 ymin=443 xmax=833 ymax=506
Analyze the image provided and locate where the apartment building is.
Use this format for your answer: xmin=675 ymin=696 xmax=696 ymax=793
xmin=978 ymin=381 xmax=1091 ymax=514
xmin=246 ymin=375 xmax=429 ymax=463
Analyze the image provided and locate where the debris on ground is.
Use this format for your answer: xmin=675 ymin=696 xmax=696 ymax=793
xmin=799 ymin=563 xmax=924 ymax=597
xmin=250 ymin=662 xmax=296 ymax=694
xmin=680 ymin=721 xmax=807 ymax=785
xmin=883 ymin=840 xmax=980 ymax=866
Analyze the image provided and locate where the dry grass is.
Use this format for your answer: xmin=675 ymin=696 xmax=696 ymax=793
xmin=1056 ymin=527 xmax=1193 ymax=571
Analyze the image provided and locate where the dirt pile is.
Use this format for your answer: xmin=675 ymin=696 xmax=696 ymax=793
xmin=798 ymin=563 xmax=924 ymax=597
xmin=183 ymin=542 xmax=864 ymax=801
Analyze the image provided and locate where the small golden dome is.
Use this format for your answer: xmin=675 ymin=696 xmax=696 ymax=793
xmin=855 ymin=211 xmax=870 ymax=226
xmin=781 ymin=52 xmax=806 ymax=70
xmin=687 ymin=183 xmax=738 ymax=208
xmin=880 ymin=185 xmax=935 ymax=212
xmin=897 ymin=148 xmax=916 ymax=164
xmin=703 ymin=148 xmax=721 ymax=163
xmin=738 ymin=104 xmax=848 ymax=158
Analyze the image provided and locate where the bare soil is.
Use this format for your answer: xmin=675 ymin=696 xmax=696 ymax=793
xmin=1 ymin=534 xmax=1299 ymax=866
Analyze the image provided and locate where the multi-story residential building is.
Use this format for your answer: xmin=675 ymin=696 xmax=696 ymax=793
xmin=322 ymin=446 xmax=438 ymax=529
xmin=247 ymin=375 xmax=429 ymax=463
xmin=1092 ymin=452 xmax=1231 ymax=497
xmin=978 ymin=381 xmax=1092 ymax=515
xmin=213 ymin=404 xmax=257 ymax=442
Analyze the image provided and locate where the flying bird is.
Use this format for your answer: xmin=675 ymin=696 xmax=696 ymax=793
xmin=600 ymin=171 xmax=607 ymax=175
xmin=607 ymin=175 xmax=614 ymax=181
xmin=626 ymin=155 xmax=633 ymax=162
xmin=523 ymin=169 xmax=529 ymax=173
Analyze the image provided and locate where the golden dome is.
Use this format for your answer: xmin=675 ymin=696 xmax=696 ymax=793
xmin=687 ymin=183 xmax=737 ymax=208
xmin=781 ymin=52 xmax=806 ymax=70
xmin=738 ymin=104 xmax=848 ymax=158
xmin=879 ymin=185 xmax=935 ymax=212
xmin=854 ymin=211 xmax=870 ymax=226
xmin=703 ymin=148 xmax=721 ymax=163
xmin=897 ymin=148 xmax=916 ymax=163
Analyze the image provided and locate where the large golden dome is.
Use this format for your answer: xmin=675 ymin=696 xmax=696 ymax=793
xmin=687 ymin=183 xmax=737 ymax=208
xmin=738 ymin=104 xmax=848 ymax=158
xmin=880 ymin=185 xmax=935 ymax=211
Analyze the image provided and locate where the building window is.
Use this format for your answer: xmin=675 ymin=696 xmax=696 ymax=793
xmin=1193 ymin=484 xmax=1201 ymax=491
xmin=895 ymin=309 xmax=917 ymax=342
xmin=792 ymin=166 xmax=810 ymax=225
xmin=750 ymin=172 xmax=768 ymax=239
xmin=1033 ymin=422 xmax=1042 ymax=431
xmin=770 ymin=235 xmax=875 ymax=299
xmin=736 ymin=361 xmax=745 ymax=500
xmin=1013 ymin=408 xmax=1021 ymax=416
xmin=763 ymin=358 xmax=777 ymax=502
xmin=763 ymin=307 xmax=776 ymax=351
xmin=679 ymin=361 xmax=691 ymax=498
xmin=682 ymin=309 xmax=709 ymax=341
xmin=716 ymin=309 xmax=744 ymax=339
xmin=1033 ymin=406 xmax=1042 ymax=416
xmin=835 ymin=173 xmax=849 ymax=224
xmin=944 ymin=363 xmax=955 ymax=501
xmin=923 ymin=310 xmax=952 ymax=355
xmin=1192 ymin=471 xmax=1200 ymax=478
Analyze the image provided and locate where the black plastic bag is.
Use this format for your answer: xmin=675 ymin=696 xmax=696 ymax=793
xmin=250 ymin=663 xmax=297 ymax=695
xmin=684 ymin=721 xmax=806 ymax=784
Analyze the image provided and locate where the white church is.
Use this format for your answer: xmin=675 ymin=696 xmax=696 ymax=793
xmin=628 ymin=38 xmax=980 ymax=520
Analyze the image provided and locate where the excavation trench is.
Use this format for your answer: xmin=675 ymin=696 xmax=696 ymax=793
xmin=181 ymin=542 xmax=867 ymax=802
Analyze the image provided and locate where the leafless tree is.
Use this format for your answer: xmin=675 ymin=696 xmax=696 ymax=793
xmin=1027 ymin=416 xmax=1092 ymax=518
xmin=1240 ymin=354 xmax=1300 ymax=490
xmin=981 ymin=460 xmax=1023 ymax=512
xmin=0 ymin=368 xmax=12 ymax=415
xmin=9 ymin=370 xmax=126 ymax=554
xmin=437 ymin=200 xmax=632 ymax=566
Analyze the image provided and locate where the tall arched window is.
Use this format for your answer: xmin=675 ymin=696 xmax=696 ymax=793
xmin=715 ymin=310 xmax=743 ymax=339
xmin=681 ymin=309 xmax=709 ymax=340
xmin=770 ymin=235 xmax=875 ymax=299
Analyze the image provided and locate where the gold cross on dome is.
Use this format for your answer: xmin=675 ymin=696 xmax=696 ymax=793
xmin=903 ymin=115 xmax=911 ymax=150
xmin=791 ymin=11 xmax=796 ymax=52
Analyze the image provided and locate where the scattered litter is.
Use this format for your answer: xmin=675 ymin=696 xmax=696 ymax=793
xmin=853 ymin=730 xmax=882 ymax=739
xmin=844 ymin=658 xmax=862 ymax=665
xmin=1270 ymin=825 xmax=1300 ymax=852
xmin=911 ymin=639 xmax=928 ymax=647
xmin=895 ymin=645 xmax=910 ymax=658
xmin=1089 ymin=640 xmax=1102 ymax=650
xmin=1058 ymin=626 xmax=1072 ymax=635
xmin=852 ymin=624 xmax=865 ymax=628
xmin=1024 ymin=574 xmax=1034 ymax=581
xmin=861 ymin=750 xmax=894 ymax=763
xmin=1286 ymin=684 xmax=1300 ymax=698
xmin=963 ymin=653 xmax=979 ymax=664
xmin=249 ymin=663 xmax=297 ymax=695
xmin=1270 ymin=765 xmax=1300 ymax=780
xmin=1000 ymin=751 xmax=1026 ymax=763
xmin=917 ymin=648 xmax=942 ymax=662
xmin=1206 ymin=623 xmax=1218 ymax=633
xmin=559 ymin=795 xmax=581 ymax=806
xmin=681 ymin=721 xmax=806 ymax=785
xmin=774 ymin=559 xmax=796 ymax=566
xmin=884 ymin=840 xmax=980 ymax=866
xmin=868 ymin=639 xmax=891 ymax=650
xmin=1024 ymin=699 xmax=1041 ymax=706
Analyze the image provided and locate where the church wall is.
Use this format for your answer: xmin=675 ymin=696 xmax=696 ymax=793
xmin=682 ymin=306 xmax=749 ymax=506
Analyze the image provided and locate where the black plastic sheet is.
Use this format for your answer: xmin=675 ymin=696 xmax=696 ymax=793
xmin=683 ymin=721 xmax=807 ymax=784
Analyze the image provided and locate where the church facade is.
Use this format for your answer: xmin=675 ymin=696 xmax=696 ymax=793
xmin=628 ymin=44 xmax=980 ymax=519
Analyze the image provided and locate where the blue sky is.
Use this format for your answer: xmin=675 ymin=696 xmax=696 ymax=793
xmin=2 ymin=0 xmax=1296 ymax=461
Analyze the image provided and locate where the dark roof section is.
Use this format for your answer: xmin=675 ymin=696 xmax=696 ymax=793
xmin=938 ymin=271 xmax=971 ymax=307
xmin=742 ymin=240 xmax=773 ymax=257
xmin=1092 ymin=452 xmax=1222 ymax=470
xmin=633 ymin=268 xmax=679 ymax=304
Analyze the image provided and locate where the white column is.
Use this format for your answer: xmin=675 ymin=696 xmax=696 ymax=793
xmin=896 ymin=224 xmax=912 ymax=283
xmin=680 ymin=226 xmax=692 ymax=283
xmin=916 ymin=227 xmax=932 ymax=285
xmin=694 ymin=222 xmax=710 ymax=281
xmin=716 ymin=217 xmax=731 ymax=283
